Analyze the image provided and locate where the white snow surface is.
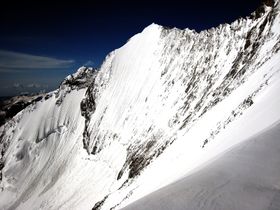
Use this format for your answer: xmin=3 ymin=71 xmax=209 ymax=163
xmin=0 ymin=1 xmax=280 ymax=210
xmin=122 ymin=121 xmax=280 ymax=210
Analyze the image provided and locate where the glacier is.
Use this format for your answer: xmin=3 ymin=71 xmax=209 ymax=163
xmin=0 ymin=1 xmax=280 ymax=209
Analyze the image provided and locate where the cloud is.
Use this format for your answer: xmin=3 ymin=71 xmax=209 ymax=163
xmin=27 ymin=83 xmax=41 ymax=88
xmin=83 ymin=60 xmax=95 ymax=66
xmin=13 ymin=83 xmax=23 ymax=88
xmin=0 ymin=50 xmax=74 ymax=71
xmin=11 ymin=83 xmax=48 ymax=90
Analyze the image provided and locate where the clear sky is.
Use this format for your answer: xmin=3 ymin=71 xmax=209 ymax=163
xmin=0 ymin=0 xmax=262 ymax=96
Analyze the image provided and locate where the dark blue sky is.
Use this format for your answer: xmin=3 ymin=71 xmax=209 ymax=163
xmin=0 ymin=0 xmax=262 ymax=96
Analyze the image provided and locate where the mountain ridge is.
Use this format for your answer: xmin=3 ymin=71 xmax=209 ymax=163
xmin=0 ymin=1 xmax=280 ymax=209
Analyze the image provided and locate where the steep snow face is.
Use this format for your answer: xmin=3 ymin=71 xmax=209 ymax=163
xmin=0 ymin=67 xmax=98 ymax=210
xmin=83 ymin=2 xmax=280 ymax=209
xmin=1 ymin=1 xmax=280 ymax=210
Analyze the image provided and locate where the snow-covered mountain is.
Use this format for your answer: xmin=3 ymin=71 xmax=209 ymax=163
xmin=1 ymin=1 xmax=280 ymax=209
xmin=0 ymin=94 xmax=46 ymax=127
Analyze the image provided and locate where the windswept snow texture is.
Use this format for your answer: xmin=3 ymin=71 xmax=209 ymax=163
xmin=1 ymin=1 xmax=280 ymax=210
xmin=122 ymin=122 xmax=280 ymax=210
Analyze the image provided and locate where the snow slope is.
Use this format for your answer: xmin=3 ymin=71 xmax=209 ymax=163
xmin=0 ymin=1 xmax=280 ymax=209
xmin=122 ymin=121 xmax=280 ymax=210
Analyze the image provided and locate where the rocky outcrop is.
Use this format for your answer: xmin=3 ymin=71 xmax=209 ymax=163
xmin=55 ymin=66 xmax=97 ymax=105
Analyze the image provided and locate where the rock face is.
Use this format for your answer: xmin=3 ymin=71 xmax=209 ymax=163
xmin=1 ymin=1 xmax=280 ymax=210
